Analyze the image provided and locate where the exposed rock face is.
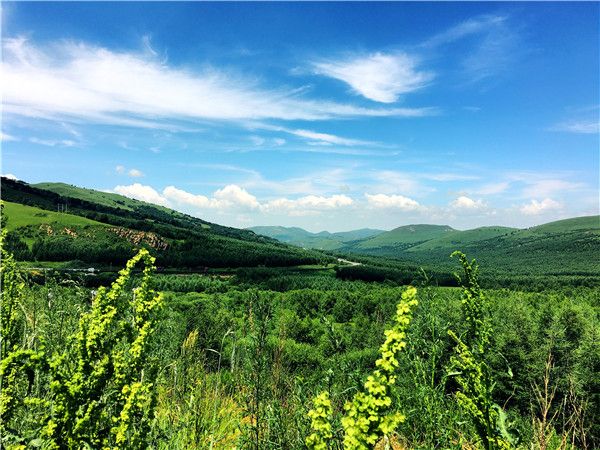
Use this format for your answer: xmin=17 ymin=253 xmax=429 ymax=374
xmin=108 ymin=227 xmax=169 ymax=250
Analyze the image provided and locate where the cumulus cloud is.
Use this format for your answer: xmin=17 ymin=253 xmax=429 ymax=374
xmin=115 ymin=165 xmax=126 ymax=174
xmin=214 ymin=185 xmax=260 ymax=209
xmin=520 ymin=198 xmax=561 ymax=215
xmin=163 ymin=186 xmax=214 ymax=208
xmin=2 ymin=173 xmax=18 ymax=180
xmin=2 ymin=38 xmax=434 ymax=126
xmin=262 ymin=194 xmax=353 ymax=214
xmin=163 ymin=184 xmax=259 ymax=210
xmin=313 ymin=52 xmax=433 ymax=103
xmin=365 ymin=193 xmax=420 ymax=210
xmin=113 ymin=183 xmax=169 ymax=206
xmin=450 ymin=196 xmax=485 ymax=209
xmin=117 ymin=181 xmax=353 ymax=217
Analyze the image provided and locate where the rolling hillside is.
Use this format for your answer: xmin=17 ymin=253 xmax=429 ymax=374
xmin=1 ymin=177 xmax=332 ymax=268
xmin=248 ymin=226 xmax=384 ymax=250
xmin=353 ymin=224 xmax=455 ymax=250
xmin=255 ymin=216 xmax=600 ymax=277
xmin=3 ymin=201 xmax=106 ymax=231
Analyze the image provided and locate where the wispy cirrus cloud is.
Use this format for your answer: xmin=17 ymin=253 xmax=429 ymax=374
xmin=2 ymin=37 xmax=434 ymax=127
xmin=245 ymin=122 xmax=385 ymax=147
xmin=422 ymin=14 xmax=508 ymax=48
xmin=29 ymin=137 xmax=76 ymax=147
xmin=0 ymin=132 xmax=19 ymax=142
xmin=312 ymin=52 xmax=433 ymax=103
xmin=423 ymin=13 xmax=521 ymax=84
xmin=550 ymin=120 xmax=599 ymax=134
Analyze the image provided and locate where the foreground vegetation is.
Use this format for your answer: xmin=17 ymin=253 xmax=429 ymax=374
xmin=2 ymin=235 xmax=598 ymax=448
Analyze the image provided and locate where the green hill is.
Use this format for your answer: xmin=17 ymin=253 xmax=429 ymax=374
xmin=354 ymin=224 xmax=455 ymax=249
xmin=527 ymin=215 xmax=599 ymax=234
xmin=3 ymin=201 xmax=106 ymax=231
xmin=408 ymin=226 xmax=517 ymax=252
xmin=254 ymin=216 xmax=600 ymax=278
xmin=248 ymin=226 xmax=384 ymax=250
xmin=346 ymin=217 xmax=600 ymax=276
xmin=1 ymin=177 xmax=332 ymax=269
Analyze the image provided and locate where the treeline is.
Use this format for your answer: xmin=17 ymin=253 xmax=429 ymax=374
xmin=11 ymin=225 xmax=327 ymax=269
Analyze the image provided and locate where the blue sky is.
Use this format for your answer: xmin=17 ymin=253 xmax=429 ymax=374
xmin=2 ymin=2 xmax=598 ymax=232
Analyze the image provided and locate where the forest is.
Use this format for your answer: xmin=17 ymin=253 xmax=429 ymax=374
xmin=2 ymin=237 xmax=598 ymax=449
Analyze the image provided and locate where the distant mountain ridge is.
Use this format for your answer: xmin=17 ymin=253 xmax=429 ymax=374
xmin=247 ymin=226 xmax=384 ymax=250
xmin=250 ymin=217 xmax=600 ymax=275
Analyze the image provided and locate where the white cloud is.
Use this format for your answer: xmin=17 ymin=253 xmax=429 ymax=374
xmin=163 ymin=184 xmax=259 ymax=210
xmin=450 ymin=196 xmax=485 ymax=209
xmin=128 ymin=168 xmax=144 ymax=178
xmin=521 ymin=179 xmax=582 ymax=198
xmin=29 ymin=137 xmax=76 ymax=147
xmin=245 ymin=122 xmax=383 ymax=148
xmin=520 ymin=198 xmax=561 ymax=215
xmin=290 ymin=129 xmax=375 ymax=146
xmin=313 ymin=52 xmax=433 ymax=103
xmin=115 ymin=165 xmax=125 ymax=174
xmin=2 ymin=173 xmax=18 ymax=180
xmin=113 ymin=183 xmax=170 ymax=206
xmin=365 ymin=193 xmax=420 ymax=210
xmin=423 ymin=15 xmax=508 ymax=48
xmin=214 ymin=185 xmax=260 ymax=209
xmin=164 ymin=184 xmax=351 ymax=215
xmin=551 ymin=121 xmax=599 ymax=134
xmin=163 ymin=185 xmax=214 ymax=208
xmin=249 ymin=136 xmax=266 ymax=146
xmin=2 ymin=38 xmax=434 ymax=126
xmin=0 ymin=132 xmax=18 ymax=142
xmin=263 ymin=194 xmax=353 ymax=214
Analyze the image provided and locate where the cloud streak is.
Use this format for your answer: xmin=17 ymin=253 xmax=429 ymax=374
xmin=2 ymin=38 xmax=435 ymax=127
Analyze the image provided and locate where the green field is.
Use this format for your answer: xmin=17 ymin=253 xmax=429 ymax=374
xmin=3 ymin=201 xmax=106 ymax=231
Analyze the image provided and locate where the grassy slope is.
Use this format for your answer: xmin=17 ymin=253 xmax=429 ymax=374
xmin=355 ymin=224 xmax=455 ymax=249
xmin=408 ymin=226 xmax=517 ymax=252
xmin=349 ymin=217 xmax=600 ymax=275
xmin=3 ymin=201 xmax=106 ymax=231
xmin=248 ymin=226 xmax=385 ymax=250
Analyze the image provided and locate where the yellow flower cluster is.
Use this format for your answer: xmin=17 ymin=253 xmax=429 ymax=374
xmin=306 ymin=286 xmax=418 ymax=450
xmin=306 ymin=391 xmax=334 ymax=450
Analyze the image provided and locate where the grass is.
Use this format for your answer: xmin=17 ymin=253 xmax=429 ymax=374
xmin=3 ymin=201 xmax=106 ymax=231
